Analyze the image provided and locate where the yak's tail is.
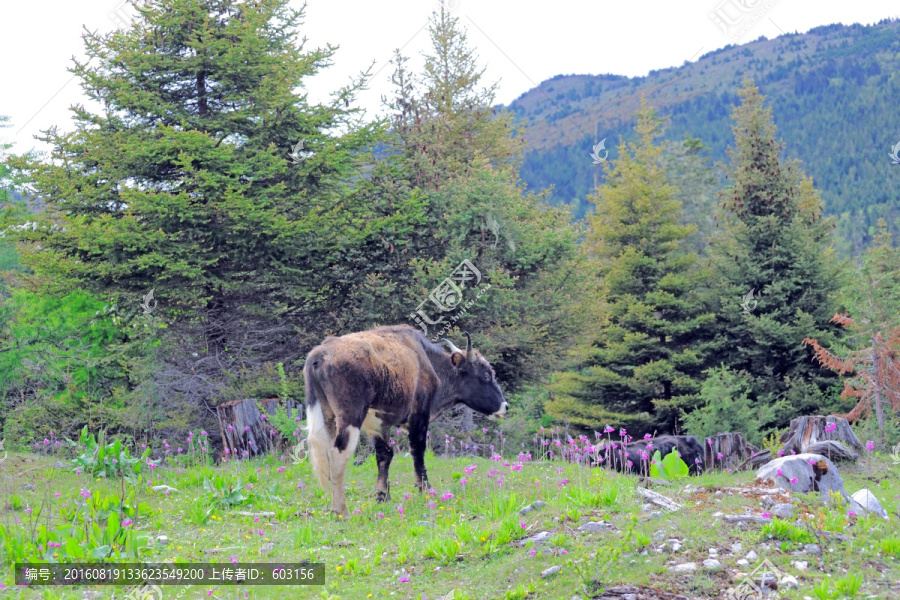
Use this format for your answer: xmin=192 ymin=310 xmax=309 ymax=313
xmin=304 ymin=362 xmax=332 ymax=493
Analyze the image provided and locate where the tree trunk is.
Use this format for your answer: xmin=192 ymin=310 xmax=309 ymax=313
xmin=871 ymin=338 xmax=886 ymax=430
xmin=216 ymin=398 xmax=300 ymax=459
xmin=704 ymin=432 xmax=756 ymax=470
xmin=779 ymin=415 xmax=864 ymax=458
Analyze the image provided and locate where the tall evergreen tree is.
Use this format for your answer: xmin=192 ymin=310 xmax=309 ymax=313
xmin=545 ymin=101 xmax=715 ymax=435
xmin=708 ymin=79 xmax=842 ymax=418
xmin=369 ymin=8 xmax=593 ymax=391
xmin=805 ymin=219 xmax=900 ymax=431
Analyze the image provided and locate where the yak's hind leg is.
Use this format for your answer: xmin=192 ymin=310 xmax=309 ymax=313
xmin=329 ymin=420 xmax=361 ymax=517
xmin=373 ymin=434 xmax=394 ymax=502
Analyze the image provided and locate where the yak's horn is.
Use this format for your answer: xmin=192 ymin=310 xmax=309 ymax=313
xmin=442 ymin=338 xmax=463 ymax=355
xmin=464 ymin=331 xmax=474 ymax=362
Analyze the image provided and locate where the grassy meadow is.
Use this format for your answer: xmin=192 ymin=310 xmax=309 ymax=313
xmin=2 ymin=429 xmax=900 ymax=600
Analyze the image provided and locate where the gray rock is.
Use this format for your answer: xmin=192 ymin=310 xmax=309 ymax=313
xmin=519 ymin=500 xmax=549 ymax=516
xmin=53 ymin=461 xmax=67 ymax=469
xmin=541 ymin=566 xmax=560 ymax=578
xmin=745 ymin=550 xmax=758 ymax=561
xmin=156 ymin=535 xmax=170 ymax=545
xmin=642 ymin=503 xmax=654 ymax=512
xmin=22 ymin=483 xmax=36 ymax=491
xmin=647 ymin=511 xmax=662 ymax=519
xmin=730 ymin=542 xmax=742 ymax=553
xmin=851 ymin=489 xmax=888 ymax=519
xmin=756 ymin=453 xmax=845 ymax=500
xmin=761 ymin=496 xmax=775 ymax=508
xmin=667 ymin=540 xmax=682 ymax=553
xmin=518 ymin=531 xmax=552 ymax=546
xmin=791 ymin=560 xmax=808 ymax=571
xmin=259 ymin=542 xmax=274 ymax=554
xmin=771 ymin=503 xmax=794 ymax=519
xmin=803 ymin=543 xmax=821 ymax=555
xmin=153 ymin=485 xmax=179 ymax=493
xmin=702 ymin=559 xmax=722 ymax=571
xmin=780 ymin=575 xmax=799 ymax=589
xmin=708 ymin=548 xmax=718 ymax=556
xmin=577 ymin=521 xmax=610 ymax=533
xmin=736 ymin=559 xmax=749 ymax=567
xmin=669 ymin=562 xmax=697 ymax=573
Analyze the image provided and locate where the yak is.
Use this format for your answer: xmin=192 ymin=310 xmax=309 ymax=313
xmin=303 ymin=325 xmax=507 ymax=516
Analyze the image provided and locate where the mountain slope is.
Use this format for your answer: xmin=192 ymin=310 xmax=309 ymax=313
xmin=507 ymin=19 xmax=900 ymax=253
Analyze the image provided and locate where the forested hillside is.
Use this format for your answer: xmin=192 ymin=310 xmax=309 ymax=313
xmin=509 ymin=19 xmax=900 ymax=255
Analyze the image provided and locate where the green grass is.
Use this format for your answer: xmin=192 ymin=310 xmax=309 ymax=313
xmin=0 ymin=444 xmax=899 ymax=599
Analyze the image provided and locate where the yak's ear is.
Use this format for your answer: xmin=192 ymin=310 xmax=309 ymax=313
xmin=450 ymin=351 xmax=466 ymax=367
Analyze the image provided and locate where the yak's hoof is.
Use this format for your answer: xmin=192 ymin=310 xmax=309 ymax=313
xmin=376 ymin=491 xmax=391 ymax=503
xmin=333 ymin=508 xmax=350 ymax=519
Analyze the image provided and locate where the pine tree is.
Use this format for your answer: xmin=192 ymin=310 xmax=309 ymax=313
xmin=372 ymin=8 xmax=593 ymax=391
xmin=5 ymin=0 xmax=421 ymax=348
xmin=804 ymin=219 xmax=900 ymax=430
xmin=709 ymin=79 xmax=842 ymax=417
xmin=545 ymin=101 xmax=716 ymax=434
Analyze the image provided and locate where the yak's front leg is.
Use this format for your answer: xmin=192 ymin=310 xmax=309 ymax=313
xmin=374 ymin=434 xmax=393 ymax=502
xmin=408 ymin=413 xmax=431 ymax=492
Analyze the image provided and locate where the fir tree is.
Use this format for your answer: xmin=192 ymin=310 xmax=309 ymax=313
xmin=546 ymin=100 xmax=715 ymax=434
xmin=708 ymin=79 xmax=842 ymax=417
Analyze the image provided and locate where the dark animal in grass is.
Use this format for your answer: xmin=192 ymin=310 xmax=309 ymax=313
xmin=600 ymin=435 xmax=705 ymax=476
xmin=303 ymin=325 xmax=508 ymax=516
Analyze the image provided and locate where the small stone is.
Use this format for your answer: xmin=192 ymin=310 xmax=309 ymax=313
xmin=22 ymin=483 xmax=36 ymax=491
xmin=715 ymin=490 xmax=723 ymax=496
xmin=53 ymin=461 xmax=67 ymax=468
xmin=791 ymin=560 xmax=808 ymax=571
xmin=780 ymin=575 xmax=799 ymax=589
xmin=708 ymin=548 xmax=718 ymax=556
xmin=153 ymin=485 xmax=179 ymax=493
xmin=518 ymin=531 xmax=552 ymax=546
xmin=541 ymin=566 xmax=560 ymax=578
xmin=745 ymin=550 xmax=758 ymax=561
xmin=642 ymin=503 xmax=654 ymax=512
xmin=667 ymin=541 xmax=682 ymax=553
xmin=803 ymin=544 xmax=821 ymax=556
xmin=712 ymin=511 xmax=724 ymax=518
xmin=669 ymin=562 xmax=697 ymax=573
xmin=730 ymin=542 xmax=742 ymax=553
xmin=702 ymin=559 xmax=722 ymax=571
xmin=259 ymin=542 xmax=275 ymax=554
xmin=577 ymin=522 xmax=609 ymax=533
xmin=156 ymin=535 xmax=170 ymax=545
xmin=761 ymin=496 xmax=776 ymax=508
xmin=771 ymin=503 xmax=793 ymax=519
xmin=736 ymin=559 xmax=749 ymax=567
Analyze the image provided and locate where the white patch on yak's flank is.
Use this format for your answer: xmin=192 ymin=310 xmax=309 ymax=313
xmin=361 ymin=409 xmax=383 ymax=437
xmin=306 ymin=402 xmax=332 ymax=493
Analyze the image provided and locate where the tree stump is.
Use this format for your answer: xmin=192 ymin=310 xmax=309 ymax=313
xmin=703 ymin=432 xmax=756 ymax=471
xmin=779 ymin=416 xmax=863 ymax=459
xmin=216 ymin=398 xmax=300 ymax=459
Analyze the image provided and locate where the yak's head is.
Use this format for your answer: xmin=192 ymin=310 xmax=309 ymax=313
xmin=442 ymin=333 xmax=508 ymax=419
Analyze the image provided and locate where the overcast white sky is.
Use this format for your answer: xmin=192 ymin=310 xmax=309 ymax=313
xmin=1 ymin=0 xmax=898 ymax=153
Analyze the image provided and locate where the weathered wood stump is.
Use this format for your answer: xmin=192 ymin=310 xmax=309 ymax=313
xmin=216 ymin=398 xmax=300 ymax=459
xmin=703 ymin=432 xmax=757 ymax=470
xmin=779 ymin=416 xmax=863 ymax=460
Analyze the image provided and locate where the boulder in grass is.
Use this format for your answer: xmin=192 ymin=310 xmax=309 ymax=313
xmin=851 ymin=489 xmax=889 ymax=520
xmin=755 ymin=453 xmax=845 ymax=499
